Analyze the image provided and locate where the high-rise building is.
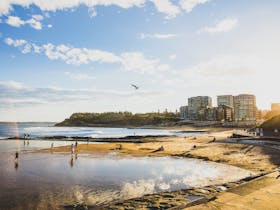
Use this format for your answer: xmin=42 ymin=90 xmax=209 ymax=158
xmin=271 ymin=103 xmax=280 ymax=111
xmin=187 ymin=96 xmax=212 ymax=120
xmin=233 ymin=94 xmax=257 ymax=121
xmin=217 ymin=95 xmax=234 ymax=107
xmin=179 ymin=106 xmax=188 ymax=119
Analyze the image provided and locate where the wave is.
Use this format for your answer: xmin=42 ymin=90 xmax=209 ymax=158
xmin=23 ymin=126 xmax=105 ymax=137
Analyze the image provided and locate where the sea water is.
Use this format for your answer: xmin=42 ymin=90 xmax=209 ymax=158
xmin=0 ymin=122 xmax=206 ymax=139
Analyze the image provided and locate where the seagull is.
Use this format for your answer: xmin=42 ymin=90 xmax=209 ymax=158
xmin=131 ymin=84 xmax=139 ymax=90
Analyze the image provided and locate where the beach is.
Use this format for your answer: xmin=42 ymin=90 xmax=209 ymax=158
xmin=1 ymin=124 xmax=280 ymax=209
xmin=29 ymin=128 xmax=280 ymax=210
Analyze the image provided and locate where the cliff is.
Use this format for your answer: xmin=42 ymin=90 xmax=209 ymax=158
xmin=260 ymin=115 xmax=280 ymax=131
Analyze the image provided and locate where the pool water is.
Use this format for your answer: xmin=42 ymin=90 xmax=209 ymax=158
xmin=0 ymin=140 xmax=252 ymax=209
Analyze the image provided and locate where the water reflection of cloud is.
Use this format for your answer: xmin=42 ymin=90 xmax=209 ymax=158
xmin=53 ymin=163 xmax=252 ymax=207
xmin=121 ymin=179 xmax=156 ymax=198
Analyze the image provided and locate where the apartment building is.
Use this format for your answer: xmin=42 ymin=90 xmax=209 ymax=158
xmin=187 ymin=96 xmax=212 ymax=120
xmin=234 ymin=94 xmax=257 ymax=121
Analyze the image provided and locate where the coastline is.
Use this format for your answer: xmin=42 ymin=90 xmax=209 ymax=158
xmin=27 ymin=129 xmax=280 ymax=209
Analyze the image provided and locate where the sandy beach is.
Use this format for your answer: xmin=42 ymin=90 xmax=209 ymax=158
xmin=31 ymin=128 xmax=280 ymax=210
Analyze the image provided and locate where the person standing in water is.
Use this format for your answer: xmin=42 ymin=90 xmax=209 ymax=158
xmin=15 ymin=151 xmax=19 ymax=161
xmin=70 ymin=144 xmax=75 ymax=154
xmin=15 ymin=151 xmax=19 ymax=170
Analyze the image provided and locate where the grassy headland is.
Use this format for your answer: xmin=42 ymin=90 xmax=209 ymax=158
xmin=55 ymin=112 xmax=180 ymax=127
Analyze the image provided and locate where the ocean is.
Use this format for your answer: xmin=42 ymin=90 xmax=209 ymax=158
xmin=0 ymin=122 xmax=201 ymax=139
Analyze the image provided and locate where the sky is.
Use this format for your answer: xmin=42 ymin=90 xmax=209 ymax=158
xmin=1 ymin=0 xmax=280 ymax=122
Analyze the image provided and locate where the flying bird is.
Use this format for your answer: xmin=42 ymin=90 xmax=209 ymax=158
xmin=131 ymin=84 xmax=139 ymax=90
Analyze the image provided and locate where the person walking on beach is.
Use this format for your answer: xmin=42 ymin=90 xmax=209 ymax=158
xmin=70 ymin=144 xmax=75 ymax=154
xmin=51 ymin=143 xmax=54 ymax=149
xmin=75 ymin=141 xmax=78 ymax=148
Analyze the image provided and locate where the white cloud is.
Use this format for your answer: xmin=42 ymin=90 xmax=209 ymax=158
xmin=0 ymin=0 xmax=209 ymax=18
xmin=140 ymin=33 xmax=179 ymax=39
xmin=183 ymin=54 xmax=257 ymax=77
xmin=6 ymin=15 xmax=43 ymax=30
xmin=47 ymin=24 xmax=52 ymax=28
xmin=4 ymin=38 xmax=26 ymax=47
xmin=32 ymin=14 xmax=44 ymax=21
xmin=0 ymin=80 xmax=164 ymax=110
xmin=121 ymin=52 xmax=169 ymax=74
xmin=6 ymin=16 xmax=25 ymax=27
xmin=4 ymin=38 xmax=169 ymax=74
xmin=169 ymin=54 xmax=177 ymax=60
xmin=64 ymin=72 xmax=95 ymax=80
xmin=0 ymin=0 xmax=179 ymax=18
xmin=150 ymin=0 xmax=180 ymax=19
xmin=180 ymin=0 xmax=210 ymax=13
xmin=0 ymin=80 xmax=24 ymax=89
xmin=199 ymin=18 xmax=239 ymax=34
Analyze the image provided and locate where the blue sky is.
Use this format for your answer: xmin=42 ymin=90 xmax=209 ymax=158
xmin=1 ymin=0 xmax=280 ymax=121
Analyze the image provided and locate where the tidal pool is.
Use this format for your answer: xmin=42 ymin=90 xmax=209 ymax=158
xmin=0 ymin=141 xmax=252 ymax=209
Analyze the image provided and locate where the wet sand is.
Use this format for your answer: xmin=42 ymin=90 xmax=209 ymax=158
xmin=34 ymin=130 xmax=280 ymax=209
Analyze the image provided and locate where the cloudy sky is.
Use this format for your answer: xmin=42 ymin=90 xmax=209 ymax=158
xmin=1 ymin=0 xmax=280 ymax=121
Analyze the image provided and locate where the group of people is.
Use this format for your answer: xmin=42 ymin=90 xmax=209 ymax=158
xmin=23 ymin=133 xmax=30 ymax=139
xmin=23 ymin=140 xmax=30 ymax=146
xmin=69 ymin=141 xmax=79 ymax=167
xmin=14 ymin=140 xmax=80 ymax=170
